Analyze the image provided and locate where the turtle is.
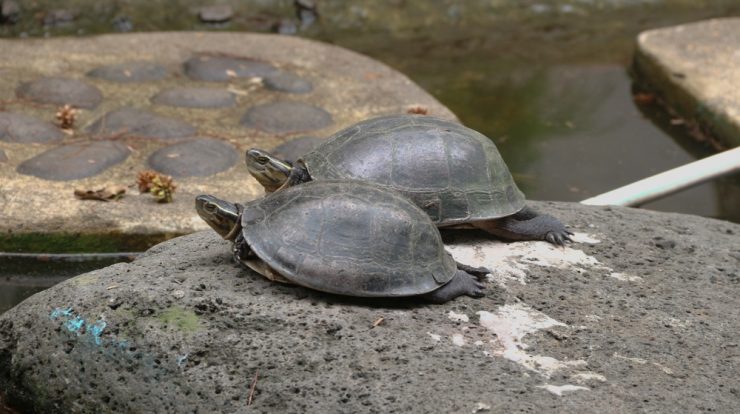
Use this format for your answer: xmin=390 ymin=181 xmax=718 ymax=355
xmin=195 ymin=180 xmax=489 ymax=303
xmin=245 ymin=115 xmax=573 ymax=245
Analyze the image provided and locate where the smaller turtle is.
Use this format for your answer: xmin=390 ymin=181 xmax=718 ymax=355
xmin=196 ymin=180 xmax=489 ymax=303
xmin=245 ymin=115 xmax=572 ymax=246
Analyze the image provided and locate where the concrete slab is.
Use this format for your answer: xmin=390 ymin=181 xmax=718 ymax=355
xmin=0 ymin=32 xmax=455 ymax=252
xmin=1 ymin=201 xmax=738 ymax=413
xmin=634 ymin=18 xmax=740 ymax=148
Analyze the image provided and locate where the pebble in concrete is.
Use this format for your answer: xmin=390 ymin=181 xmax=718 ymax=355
xmin=86 ymin=107 xmax=196 ymax=140
xmin=241 ymin=101 xmax=333 ymax=134
xmin=151 ymin=87 xmax=236 ymax=108
xmin=16 ymin=141 xmax=130 ymax=181
xmin=0 ymin=112 xmax=64 ymax=144
xmin=271 ymin=136 xmax=324 ymax=161
xmin=87 ymin=61 xmax=169 ymax=83
xmin=183 ymin=55 xmax=278 ymax=82
xmin=263 ymin=72 xmax=313 ymax=94
xmin=148 ymin=138 xmax=238 ymax=177
xmin=16 ymin=77 xmax=103 ymax=109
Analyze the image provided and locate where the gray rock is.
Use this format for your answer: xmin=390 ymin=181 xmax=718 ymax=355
xmin=147 ymin=138 xmax=238 ymax=177
xmin=183 ymin=55 xmax=278 ymax=82
xmin=151 ymin=87 xmax=236 ymax=108
xmin=16 ymin=77 xmax=103 ymax=109
xmin=270 ymin=136 xmax=324 ymax=161
xmin=1 ymin=202 xmax=739 ymax=413
xmin=0 ymin=0 xmax=20 ymax=24
xmin=263 ymin=72 xmax=313 ymax=94
xmin=0 ymin=149 xmax=7 ymax=162
xmin=241 ymin=101 xmax=332 ymax=134
xmin=0 ymin=112 xmax=64 ymax=144
xmin=16 ymin=141 xmax=130 ymax=181
xmin=86 ymin=107 xmax=196 ymax=140
xmin=87 ymin=61 xmax=168 ymax=83
xmin=198 ymin=5 xmax=233 ymax=23
xmin=43 ymin=9 xmax=77 ymax=26
xmin=634 ymin=18 xmax=740 ymax=147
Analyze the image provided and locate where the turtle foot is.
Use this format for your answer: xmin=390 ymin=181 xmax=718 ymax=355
xmin=545 ymin=228 xmax=574 ymax=246
xmin=423 ymin=270 xmax=486 ymax=304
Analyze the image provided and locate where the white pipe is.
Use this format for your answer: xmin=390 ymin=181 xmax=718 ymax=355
xmin=581 ymin=146 xmax=740 ymax=206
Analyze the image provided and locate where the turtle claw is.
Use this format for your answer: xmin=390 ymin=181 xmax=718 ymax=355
xmin=545 ymin=229 xmax=573 ymax=246
xmin=456 ymin=262 xmax=491 ymax=280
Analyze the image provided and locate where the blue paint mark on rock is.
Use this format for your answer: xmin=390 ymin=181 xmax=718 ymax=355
xmin=50 ymin=307 xmax=107 ymax=346
xmin=65 ymin=316 xmax=85 ymax=333
xmin=177 ymin=354 xmax=189 ymax=368
xmin=89 ymin=320 xmax=107 ymax=345
xmin=50 ymin=307 xmax=73 ymax=319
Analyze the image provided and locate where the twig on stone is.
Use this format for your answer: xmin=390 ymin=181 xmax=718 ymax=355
xmin=248 ymin=370 xmax=259 ymax=406
xmin=372 ymin=316 xmax=385 ymax=328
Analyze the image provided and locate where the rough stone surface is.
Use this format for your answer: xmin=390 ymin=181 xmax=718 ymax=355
xmin=0 ymin=202 xmax=738 ymax=413
xmin=16 ymin=77 xmax=103 ymax=109
xmin=263 ymin=72 xmax=313 ymax=94
xmin=634 ymin=17 xmax=740 ymax=147
xmin=0 ymin=149 xmax=7 ymax=162
xmin=0 ymin=32 xmax=455 ymax=245
xmin=148 ymin=138 xmax=239 ymax=177
xmin=0 ymin=112 xmax=64 ymax=144
xmin=241 ymin=101 xmax=333 ymax=134
xmin=151 ymin=87 xmax=236 ymax=108
xmin=16 ymin=141 xmax=130 ymax=181
xmin=87 ymin=61 xmax=169 ymax=83
xmin=86 ymin=107 xmax=197 ymax=140
xmin=270 ymin=136 xmax=325 ymax=161
xmin=183 ymin=55 xmax=278 ymax=82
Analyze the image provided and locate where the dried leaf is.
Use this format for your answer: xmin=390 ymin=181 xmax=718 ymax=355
xmin=74 ymin=186 xmax=126 ymax=201
xmin=136 ymin=170 xmax=158 ymax=193
xmin=407 ymin=106 xmax=428 ymax=115
xmin=150 ymin=174 xmax=177 ymax=203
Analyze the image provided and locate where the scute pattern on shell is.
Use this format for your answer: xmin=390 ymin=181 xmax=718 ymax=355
xmin=240 ymin=180 xmax=457 ymax=297
xmin=301 ymin=115 xmax=526 ymax=224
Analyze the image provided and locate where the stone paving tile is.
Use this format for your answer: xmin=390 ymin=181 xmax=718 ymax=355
xmin=87 ymin=61 xmax=169 ymax=83
xmin=151 ymin=87 xmax=236 ymax=108
xmin=16 ymin=141 xmax=130 ymax=181
xmin=0 ymin=112 xmax=64 ymax=144
xmin=16 ymin=77 xmax=103 ymax=109
xmin=241 ymin=101 xmax=333 ymax=134
xmin=183 ymin=55 xmax=278 ymax=81
xmin=148 ymin=138 xmax=239 ymax=177
xmin=86 ymin=107 xmax=197 ymax=139
xmin=263 ymin=72 xmax=313 ymax=94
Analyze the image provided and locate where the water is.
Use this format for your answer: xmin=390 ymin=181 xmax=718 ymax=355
xmin=1 ymin=1 xmax=739 ymax=316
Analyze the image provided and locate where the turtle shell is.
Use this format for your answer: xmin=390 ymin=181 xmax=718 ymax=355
xmin=240 ymin=180 xmax=457 ymax=297
xmin=300 ymin=115 xmax=526 ymax=225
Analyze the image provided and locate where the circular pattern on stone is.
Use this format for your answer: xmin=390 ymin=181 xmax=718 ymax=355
xmin=0 ymin=112 xmax=64 ymax=144
xmin=240 ymin=101 xmax=333 ymax=134
xmin=271 ymin=136 xmax=325 ymax=161
xmin=151 ymin=87 xmax=236 ymax=108
xmin=148 ymin=138 xmax=238 ymax=177
xmin=263 ymin=72 xmax=313 ymax=94
xmin=87 ymin=61 xmax=168 ymax=82
xmin=183 ymin=55 xmax=278 ymax=82
xmin=16 ymin=141 xmax=130 ymax=181
xmin=86 ymin=107 xmax=196 ymax=140
xmin=16 ymin=77 xmax=103 ymax=109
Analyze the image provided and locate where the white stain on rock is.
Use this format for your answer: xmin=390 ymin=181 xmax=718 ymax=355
xmin=446 ymin=234 xmax=640 ymax=285
xmin=427 ymin=332 xmax=441 ymax=342
xmin=610 ymin=272 xmax=644 ymax=282
xmin=570 ymin=232 xmax=601 ymax=244
xmin=451 ymin=333 xmax=466 ymax=347
xmin=572 ymin=372 xmax=607 ymax=383
xmin=448 ymin=311 xmax=470 ymax=323
xmin=538 ymin=384 xmax=590 ymax=396
xmin=477 ymin=303 xmax=592 ymax=378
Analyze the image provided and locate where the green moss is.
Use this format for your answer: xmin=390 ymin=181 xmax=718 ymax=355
xmin=157 ymin=306 xmax=201 ymax=333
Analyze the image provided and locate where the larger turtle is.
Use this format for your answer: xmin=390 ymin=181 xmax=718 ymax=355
xmin=195 ymin=180 xmax=489 ymax=303
xmin=246 ymin=115 xmax=572 ymax=245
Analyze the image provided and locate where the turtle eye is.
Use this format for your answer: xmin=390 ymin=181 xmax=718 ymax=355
xmin=204 ymin=202 xmax=217 ymax=213
xmin=257 ymin=156 xmax=269 ymax=164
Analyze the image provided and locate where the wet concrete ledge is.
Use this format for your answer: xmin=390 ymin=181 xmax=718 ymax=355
xmin=633 ymin=17 xmax=740 ymax=148
xmin=0 ymin=201 xmax=738 ymax=413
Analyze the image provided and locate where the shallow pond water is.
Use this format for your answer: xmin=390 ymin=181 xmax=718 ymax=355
xmin=1 ymin=1 xmax=739 ymax=317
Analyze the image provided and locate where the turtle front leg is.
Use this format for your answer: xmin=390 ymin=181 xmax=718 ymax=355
xmin=422 ymin=268 xmax=487 ymax=304
xmin=232 ymin=233 xmax=252 ymax=266
xmin=473 ymin=206 xmax=573 ymax=246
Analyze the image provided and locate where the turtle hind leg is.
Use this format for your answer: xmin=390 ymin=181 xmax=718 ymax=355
xmin=473 ymin=206 xmax=573 ymax=246
xmin=422 ymin=270 xmax=486 ymax=304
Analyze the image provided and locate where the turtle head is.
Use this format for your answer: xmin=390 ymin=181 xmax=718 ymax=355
xmin=245 ymin=148 xmax=292 ymax=192
xmin=195 ymin=195 xmax=241 ymax=240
